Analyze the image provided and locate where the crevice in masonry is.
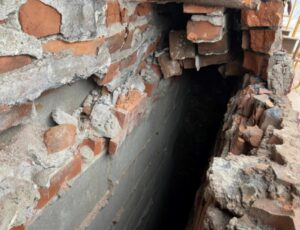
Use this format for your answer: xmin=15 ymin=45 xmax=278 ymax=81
xmin=158 ymin=66 xmax=241 ymax=230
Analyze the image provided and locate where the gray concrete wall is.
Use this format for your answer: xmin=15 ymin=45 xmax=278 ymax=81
xmin=28 ymin=77 xmax=189 ymax=230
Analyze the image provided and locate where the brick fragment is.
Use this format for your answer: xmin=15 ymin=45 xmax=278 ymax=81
xmin=36 ymin=154 xmax=82 ymax=209
xmin=169 ymin=31 xmax=195 ymax=60
xmin=187 ymin=20 xmax=223 ymax=43
xmin=241 ymin=1 xmax=284 ymax=27
xmin=198 ymin=32 xmax=228 ymax=55
xmin=106 ymin=31 xmax=126 ymax=53
xmin=42 ymin=38 xmax=104 ymax=56
xmin=183 ymin=4 xmax=223 ymax=14
xmin=119 ymin=51 xmax=138 ymax=70
xmin=106 ymin=0 xmax=121 ymax=26
xmin=242 ymin=125 xmax=263 ymax=147
xmin=0 ymin=55 xmax=32 ymax=74
xmin=0 ymin=103 xmax=32 ymax=133
xmin=158 ymin=53 xmax=182 ymax=79
xmin=44 ymin=124 xmax=77 ymax=154
xmin=98 ymin=62 xmax=120 ymax=86
xmin=249 ymin=29 xmax=282 ymax=54
xmin=243 ymin=51 xmax=269 ymax=80
xmin=10 ymin=225 xmax=25 ymax=230
xmin=19 ymin=0 xmax=61 ymax=38
xmin=79 ymin=137 xmax=105 ymax=156
xmin=182 ymin=58 xmax=196 ymax=69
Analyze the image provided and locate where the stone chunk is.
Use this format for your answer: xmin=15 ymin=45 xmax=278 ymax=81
xmin=241 ymin=1 xmax=284 ymax=27
xmin=250 ymin=29 xmax=282 ymax=54
xmin=158 ymin=53 xmax=182 ymax=79
xmin=44 ymin=124 xmax=77 ymax=154
xmin=198 ymin=32 xmax=228 ymax=55
xmin=19 ymin=0 xmax=61 ymax=38
xmin=90 ymin=103 xmax=121 ymax=138
xmin=187 ymin=20 xmax=223 ymax=43
xmin=169 ymin=31 xmax=195 ymax=60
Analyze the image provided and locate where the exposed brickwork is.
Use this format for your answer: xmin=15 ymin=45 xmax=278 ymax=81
xmin=19 ymin=0 xmax=61 ymax=38
xmin=0 ymin=55 xmax=32 ymax=74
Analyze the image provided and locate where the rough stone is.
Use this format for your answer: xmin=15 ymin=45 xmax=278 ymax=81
xmin=44 ymin=124 xmax=77 ymax=154
xmin=90 ymin=103 xmax=121 ymax=138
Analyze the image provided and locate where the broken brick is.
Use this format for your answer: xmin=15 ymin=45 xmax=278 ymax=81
xmin=187 ymin=20 xmax=223 ymax=43
xmin=198 ymin=32 xmax=228 ymax=55
xmin=0 ymin=55 xmax=32 ymax=74
xmin=36 ymin=154 xmax=82 ymax=209
xmin=158 ymin=53 xmax=182 ymax=79
xmin=249 ymin=29 xmax=282 ymax=54
xmin=169 ymin=31 xmax=195 ymax=60
xmin=241 ymin=1 xmax=284 ymax=27
xmin=243 ymin=51 xmax=269 ymax=80
xmin=19 ymin=0 xmax=61 ymax=38
xmin=44 ymin=124 xmax=77 ymax=154
xmin=106 ymin=0 xmax=122 ymax=26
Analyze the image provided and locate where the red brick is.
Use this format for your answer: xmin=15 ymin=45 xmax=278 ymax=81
xmin=10 ymin=225 xmax=25 ymax=230
xmin=98 ymin=62 xmax=120 ymax=86
xmin=0 ymin=55 xmax=32 ymax=74
xmin=136 ymin=3 xmax=152 ymax=16
xmin=0 ymin=103 xmax=33 ymax=133
xmin=230 ymin=136 xmax=246 ymax=155
xmin=183 ymin=4 xmax=223 ymax=14
xmin=44 ymin=124 xmax=77 ymax=154
xmin=249 ymin=29 xmax=282 ymax=54
xmin=116 ymin=90 xmax=144 ymax=114
xmin=42 ymin=38 xmax=105 ymax=56
xmin=243 ymin=51 xmax=269 ymax=80
xmin=19 ymin=0 xmax=61 ymax=38
xmin=143 ymin=37 xmax=160 ymax=59
xmin=158 ymin=53 xmax=182 ymax=79
xmin=198 ymin=32 xmax=228 ymax=55
xmin=119 ymin=51 xmax=137 ymax=70
xmin=106 ymin=0 xmax=121 ymax=26
xmin=106 ymin=31 xmax=126 ymax=53
xmin=37 ymin=154 xmax=82 ymax=209
xmin=241 ymin=1 xmax=284 ymax=27
xmin=169 ymin=31 xmax=195 ymax=60
xmin=182 ymin=58 xmax=196 ymax=69
xmin=79 ymin=137 xmax=105 ymax=156
xmin=187 ymin=20 xmax=223 ymax=42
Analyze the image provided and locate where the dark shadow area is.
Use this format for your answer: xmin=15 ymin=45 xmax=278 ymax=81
xmin=158 ymin=65 xmax=240 ymax=230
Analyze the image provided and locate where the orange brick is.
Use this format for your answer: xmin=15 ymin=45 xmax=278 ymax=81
xmin=19 ymin=0 xmax=61 ymax=38
xmin=42 ymin=38 xmax=104 ymax=56
xmin=241 ymin=1 xmax=284 ymax=27
xmin=249 ymin=29 xmax=281 ymax=54
xmin=99 ymin=62 xmax=120 ymax=85
xmin=183 ymin=4 xmax=223 ymax=14
xmin=0 ymin=55 xmax=32 ymax=74
xmin=36 ymin=154 xmax=82 ymax=209
xmin=187 ymin=20 xmax=223 ymax=42
xmin=136 ymin=3 xmax=152 ymax=16
xmin=243 ymin=51 xmax=269 ymax=80
xmin=106 ymin=0 xmax=121 ymax=26
xmin=106 ymin=31 xmax=126 ymax=53
xmin=116 ymin=90 xmax=144 ymax=112
xmin=79 ymin=137 xmax=105 ymax=156
xmin=0 ymin=103 xmax=33 ymax=133
xmin=198 ymin=32 xmax=229 ymax=55
xmin=108 ymin=138 xmax=119 ymax=155
xmin=10 ymin=225 xmax=25 ymax=230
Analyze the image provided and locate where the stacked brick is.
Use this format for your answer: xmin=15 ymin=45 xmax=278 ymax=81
xmin=242 ymin=0 xmax=284 ymax=80
xmin=159 ymin=4 xmax=234 ymax=79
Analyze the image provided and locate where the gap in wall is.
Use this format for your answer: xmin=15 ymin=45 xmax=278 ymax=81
xmin=157 ymin=66 xmax=241 ymax=230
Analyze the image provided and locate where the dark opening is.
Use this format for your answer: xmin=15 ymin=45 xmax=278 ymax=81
xmin=157 ymin=66 xmax=240 ymax=230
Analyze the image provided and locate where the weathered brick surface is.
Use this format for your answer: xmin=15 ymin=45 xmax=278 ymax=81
xmin=158 ymin=53 xmax=182 ymax=78
xmin=183 ymin=4 xmax=223 ymax=14
xmin=187 ymin=20 xmax=223 ymax=42
xmin=198 ymin=32 xmax=228 ymax=55
xmin=44 ymin=124 xmax=77 ymax=154
xmin=241 ymin=1 xmax=284 ymax=27
xmin=243 ymin=51 xmax=269 ymax=79
xmin=19 ymin=0 xmax=61 ymax=38
xmin=106 ymin=0 xmax=121 ymax=26
xmin=0 ymin=55 xmax=32 ymax=74
xmin=169 ymin=31 xmax=195 ymax=60
xmin=249 ymin=29 xmax=282 ymax=54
